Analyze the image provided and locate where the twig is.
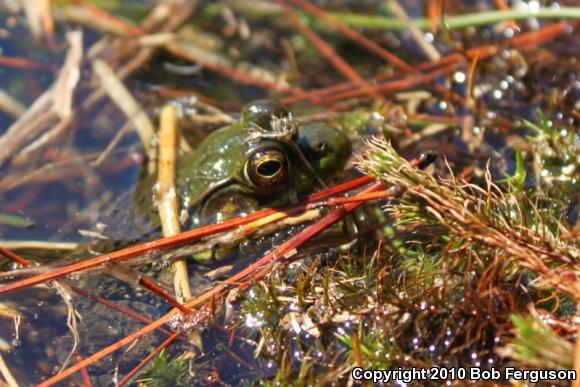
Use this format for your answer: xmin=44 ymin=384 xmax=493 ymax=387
xmin=92 ymin=59 xmax=156 ymax=169
xmin=0 ymin=55 xmax=55 ymax=71
xmin=0 ymin=90 xmax=25 ymax=118
xmin=157 ymin=105 xmax=192 ymax=302
xmin=386 ymin=0 xmax=441 ymax=61
xmin=427 ymin=0 xmax=442 ymax=33
xmin=0 ymin=354 xmax=18 ymax=387
xmin=273 ymin=0 xmax=363 ymax=83
xmin=90 ymin=121 xmax=134 ymax=167
xmin=285 ymin=0 xmax=415 ymax=73
xmin=33 ymin=154 xmax=439 ymax=386
xmin=0 ymin=241 xmax=78 ymax=251
xmin=325 ymin=66 xmax=452 ymax=103
xmin=165 ymin=40 xmax=294 ymax=92
xmin=493 ymin=0 xmax=518 ymax=30
xmin=64 ymin=1 xmax=143 ymax=36
xmin=0 ymin=30 xmax=82 ymax=166
xmin=75 ymin=354 xmax=92 ymax=387
xmin=36 ymin=181 xmax=383 ymax=386
xmin=0 ymin=176 xmax=374 ymax=294
xmin=283 ymin=21 xmax=568 ymax=106
xmin=0 ymin=245 xmax=178 ymax=343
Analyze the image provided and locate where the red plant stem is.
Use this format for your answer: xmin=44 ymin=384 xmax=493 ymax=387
xmin=0 ymin=246 xmax=32 ymax=268
xmin=5 ymin=187 xmax=42 ymax=213
xmin=0 ymin=55 xmax=55 ymax=71
xmin=326 ymin=190 xmax=390 ymax=205
xmin=138 ymin=277 xmax=191 ymax=315
xmin=494 ymin=0 xmax=518 ymax=30
xmin=0 ymin=246 xmax=177 ymax=337
xmin=38 ymin=311 xmax=175 ymax=386
xmin=418 ymin=20 xmax=570 ymax=72
xmin=308 ymin=175 xmax=373 ymax=200
xmin=70 ymin=285 xmax=175 ymax=337
xmin=286 ymin=0 xmax=415 ymax=73
xmin=325 ymin=66 xmax=452 ymax=103
xmin=75 ymin=353 xmax=93 ymax=387
xmin=36 ymin=182 xmax=384 ymax=387
xmin=0 ymin=176 xmax=374 ymax=295
xmin=36 ymin=153 xmax=432 ymax=386
xmin=427 ymin=0 xmax=442 ymax=33
xmin=283 ymin=21 xmax=570 ymax=106
xmin=117 ymin=332 xmax=179 ymax=386
xmin=238 ymin=183 xmax=385 ymax=290
xmin=273 ymin=0 xmax=364 ymax=83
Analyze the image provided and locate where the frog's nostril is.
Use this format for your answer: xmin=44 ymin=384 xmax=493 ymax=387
xmin=258 ymin=160 xmax=282 ymax=177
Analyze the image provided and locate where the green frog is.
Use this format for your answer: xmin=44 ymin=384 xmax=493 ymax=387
xmin=137 ymin=99 xmax=351 ymax=230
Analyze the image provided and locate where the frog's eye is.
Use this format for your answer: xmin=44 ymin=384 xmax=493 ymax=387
xmin=244 ymin=148 xmax=289 ymax=189
xmin=242 ymin=100 xmax=289 ymax=131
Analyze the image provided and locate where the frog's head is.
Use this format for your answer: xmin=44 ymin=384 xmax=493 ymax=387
xmin=236 ymin=100 xmax=351 ymax=197
xmin=292 ymin=123 xmax=351 ymax=192
xmin=238 ymin=122 xmax=350 ymax=196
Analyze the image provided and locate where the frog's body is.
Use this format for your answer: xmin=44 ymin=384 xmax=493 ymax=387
xmin=176 ymin=120 xmax=250 ymax=218
xmin=130 ymin=100 xmax=351 ymax=237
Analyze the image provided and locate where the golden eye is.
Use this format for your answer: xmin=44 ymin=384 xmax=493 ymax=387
xmin=244 ymin=148 xmax=289 ymax=189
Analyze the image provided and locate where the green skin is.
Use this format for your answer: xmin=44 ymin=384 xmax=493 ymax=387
xmin=175 ymin=119 xmax=352 ymax=224
xmin=103 ymin=101 xmax=350 ymax=249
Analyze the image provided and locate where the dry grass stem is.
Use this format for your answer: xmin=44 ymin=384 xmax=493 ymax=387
xmin=166 ymin=40 xmax=292 ymax=91
xmin=0 ymin=30 xmax=82 ymax=166
xmin=387 ymin=0 xmax=441 ymax=61
xmin=93 ymin=59 xmax=155 ymax=166
xmin=0 ymin=353 xmax=18 ymax=387
xmin=157 ymin=105 xmax=192 ymax=302
xmin=57 ymin=6 xmax=138 ymax=37
xmin=0 ymin=241 xmax=79 ymax=251
xmin=0 ymin=90 xmax=25 ymax=119
xmin=91 ymin=121 xmax=134 ymax=167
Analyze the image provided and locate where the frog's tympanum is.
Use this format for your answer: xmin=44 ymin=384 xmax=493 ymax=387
xmin=136 ymin=100 xmax=351 ymax=230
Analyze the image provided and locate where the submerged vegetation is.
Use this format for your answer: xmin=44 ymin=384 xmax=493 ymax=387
xmin=0 ymin=0 xmax=578 ymax=385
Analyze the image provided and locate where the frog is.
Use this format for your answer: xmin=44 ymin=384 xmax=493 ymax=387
xmin=137 ymin=99 xmax=351 ymax=230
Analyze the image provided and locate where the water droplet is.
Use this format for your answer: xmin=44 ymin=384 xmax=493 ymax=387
xmin=453 ymin=72 xmax=466 ymax=83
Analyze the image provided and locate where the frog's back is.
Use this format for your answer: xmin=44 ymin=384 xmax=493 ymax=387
xmin=177 ymin=123 xmax=246 ymax=206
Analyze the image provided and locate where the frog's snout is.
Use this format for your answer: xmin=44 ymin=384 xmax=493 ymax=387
xmin=297 ymin=123 xmax=352 ymax=180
